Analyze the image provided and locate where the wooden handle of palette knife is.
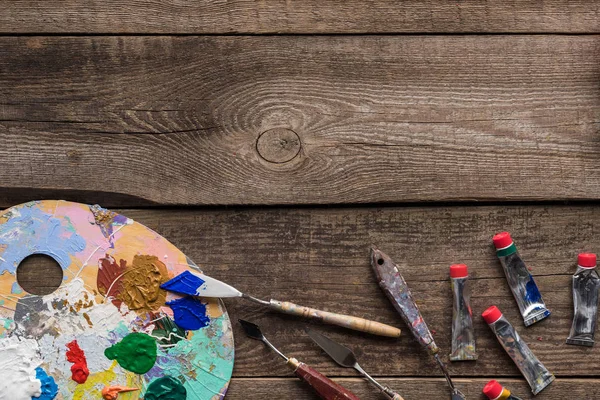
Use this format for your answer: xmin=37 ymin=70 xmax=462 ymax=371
xmin=287 ymin=358 xmax=361 ymax=400
xmin=270 ymin=300 xmax=401 ymax=337
xmin=388 ymin=393 xmax=405 ymax=400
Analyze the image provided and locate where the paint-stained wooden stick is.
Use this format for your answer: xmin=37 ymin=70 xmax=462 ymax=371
xmin=270 ymin=300 xmax=401 ymax=337
xmin=287 ymin=358 xmax=362 ymax=400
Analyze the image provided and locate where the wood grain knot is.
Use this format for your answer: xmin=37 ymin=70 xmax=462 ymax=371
xmin=256 ymin=128 xmax=301 ymax=164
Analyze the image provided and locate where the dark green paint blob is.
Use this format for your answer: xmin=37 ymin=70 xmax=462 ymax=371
xmin=105 ymin=332 xmax=157 ymax=374
xmin=144 ymin=376 xmax=187 ymax=400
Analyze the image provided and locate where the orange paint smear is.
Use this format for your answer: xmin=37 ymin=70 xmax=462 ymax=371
xmin=101 ymin=386 xmax=139 ymax=400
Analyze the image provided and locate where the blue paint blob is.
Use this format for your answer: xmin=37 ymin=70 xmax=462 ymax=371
xmin=525 ymin=278 xmax=542 ymax=303
xmin=34 ymin=367 xmax=58 ymax=400
xmin=166 ymin=296 xmax=210 ymax=331
xmin=161 ymin=271 xmax=205 ymax=296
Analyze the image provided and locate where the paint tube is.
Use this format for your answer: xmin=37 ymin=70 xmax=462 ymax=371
xmin=493 ymin=232 xmax=551 ymax=327
xmin=449 ymin=264 xmax=477 ymax=361
xmin=483 ymin=380 xmax=522 ymax=400
xmin=567 ymin=253 xmax=600 ymax=347
xmin=482 ymin=306 xmax=554 ymax=395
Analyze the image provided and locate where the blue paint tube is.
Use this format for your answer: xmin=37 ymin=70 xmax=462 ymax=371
xmin=449 ymin=264 xmax=477 ymax=361
xmin=483 ymin=306 xmax=554 ymax=395
xmin=493 ymin=232 xmax=550 ymax=327
xmin=567 ymin=253 xmax=600 ymax=347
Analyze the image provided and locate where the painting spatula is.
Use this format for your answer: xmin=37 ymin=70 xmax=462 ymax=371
xmin=238 ymin=319 xmax=361 ymax=400
xmin=370 ymin=246 xmax=466 ymax=400
xmin=306 ymin=328 xmax=405 ymax=400
xmin=161 ymin=270 xmax=401 ymax=337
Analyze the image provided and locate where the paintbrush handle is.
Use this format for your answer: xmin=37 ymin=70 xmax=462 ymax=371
xmin=270 ymin=300 xmax=401 ymax=337
xmin=287 ymin=358 xmax=361 ymax=400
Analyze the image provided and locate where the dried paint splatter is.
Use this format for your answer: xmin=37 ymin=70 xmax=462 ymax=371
xmin=89 ymin=205 xmax=131 ymax=247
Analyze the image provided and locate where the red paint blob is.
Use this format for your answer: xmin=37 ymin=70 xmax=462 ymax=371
xmin=66 ymin=340 xmax=90 ymax=384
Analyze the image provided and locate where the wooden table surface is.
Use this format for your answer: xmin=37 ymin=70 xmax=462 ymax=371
xmin=2 ymin=2 xmax=600 ymax=399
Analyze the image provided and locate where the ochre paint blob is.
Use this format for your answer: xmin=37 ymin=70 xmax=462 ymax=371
xmin=66 ymin=340 xmax=90 ymax=384
xmin=166 ymin=296 xmax=211 ymax=331
xmin=144 ymin=376 xmax=187 ymax=400
xmin=101 ymin=385 xmax=139 ymax=400
xmin=119 ymin=255 xmax=169 ymax=311
xmin=35 ymin=367 xmax=59 ymax=400
xmin=104 ymin=332 xmax=157 ymax=374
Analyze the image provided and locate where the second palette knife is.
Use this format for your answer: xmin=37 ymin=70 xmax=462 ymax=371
xmin=239 ymin=319 xmax=361 ymax=400
xmin=307 ymin=328 xmax=405 ymax=400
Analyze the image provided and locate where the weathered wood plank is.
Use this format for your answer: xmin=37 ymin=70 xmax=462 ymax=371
xmin=0 ymin=1 xmax=598 ymax=34
xmin=15 ymin=205 xmax=600 ymax=377
xmin=226 ymin=377 xmax=600 ymax=399
xmin=1 ymin=36 xmax=599 ymax=207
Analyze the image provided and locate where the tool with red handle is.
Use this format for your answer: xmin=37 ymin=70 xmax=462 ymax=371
xmin=239 ymin=319 xmax=361 ymax=400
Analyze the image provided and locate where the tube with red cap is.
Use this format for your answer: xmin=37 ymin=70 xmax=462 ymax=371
xmin=567 ymin=253 xmax=600 ymax=347
xmin=483 ymin=380 xmax=522 ymax=400
xmin=482 ymin=306 xmax=554 ymax=395
xmin=493 ymin=232 xmax=551 ymax=327
xmin=449 ymin=264 xmax=477 ymax=361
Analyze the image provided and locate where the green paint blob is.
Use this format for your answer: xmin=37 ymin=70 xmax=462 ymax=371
xmin=144 ymin=376 xmax=187 ymax=400
xmin=104 ymin=332 xmax=157 ymax=374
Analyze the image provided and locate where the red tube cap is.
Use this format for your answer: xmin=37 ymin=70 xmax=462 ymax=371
xmin=483 ymin=380 xmax=503 ymax=400
xmin=493 ymin=232 xmax=513 ymax=249
xmin=482 ymin=305 xmax=503 ymax=324
xmin=450 ymin=264 xmax=468 ymax=278
xmin=578 ymin=253 xmax=597 ymax=268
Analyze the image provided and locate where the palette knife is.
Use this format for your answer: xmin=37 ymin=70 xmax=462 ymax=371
xmin=161 ymin=270 xmax=401 ymax=337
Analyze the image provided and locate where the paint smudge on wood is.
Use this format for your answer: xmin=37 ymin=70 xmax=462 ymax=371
xmin=66 ymin=340 xmax=90 ymax=384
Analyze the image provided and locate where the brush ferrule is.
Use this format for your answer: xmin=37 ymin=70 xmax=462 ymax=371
xmin=286 ymin=357 xmax=300 ymax=371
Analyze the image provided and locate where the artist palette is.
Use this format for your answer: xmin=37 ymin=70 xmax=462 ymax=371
xmin=0 ymin=200 xmax=234 ymax=400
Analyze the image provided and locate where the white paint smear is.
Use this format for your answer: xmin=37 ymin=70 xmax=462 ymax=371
xmin=0 ymin=336 xmax=42 ymax=400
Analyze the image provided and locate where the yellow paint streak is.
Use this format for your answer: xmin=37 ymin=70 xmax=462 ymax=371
xmin=72 ymin=362 xmax=142 ymax=400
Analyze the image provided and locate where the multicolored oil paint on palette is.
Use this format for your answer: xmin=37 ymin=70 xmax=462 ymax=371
xmin=0 ymin=201 xmax=234 ymax=400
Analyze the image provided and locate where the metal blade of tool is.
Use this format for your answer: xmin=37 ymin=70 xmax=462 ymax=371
xmin=161 ymin=270 xmax=243 ymax=298
xmin=307 ymin=328 xmax=406 ymax=400
xmin=306 ymin=329 xmax=357 ymax=368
